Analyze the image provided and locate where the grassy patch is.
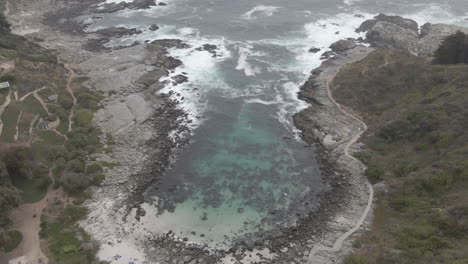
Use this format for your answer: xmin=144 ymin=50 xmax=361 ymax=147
xmin=11 ymin=174 xmax=50 ymax=203
xmin=0 ymin=230 xmax=22 ymax=252
xmin=38 ymin=130 xmax=66 ymax=145
xmin=21 ymin=95 xmax=48 ymax=118
xmin=0 ymin=101 xmax=20 ymax=142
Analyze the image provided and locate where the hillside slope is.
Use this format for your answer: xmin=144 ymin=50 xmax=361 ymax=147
xmin=331 ymin=49 xmax=468 ymax=263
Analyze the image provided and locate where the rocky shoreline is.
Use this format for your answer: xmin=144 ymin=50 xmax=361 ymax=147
xmin=5 ymin=0 xmax=468 ymax=263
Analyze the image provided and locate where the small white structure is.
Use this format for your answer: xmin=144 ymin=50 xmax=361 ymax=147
xmin=0 ymin=81 xmax=9 ymax=90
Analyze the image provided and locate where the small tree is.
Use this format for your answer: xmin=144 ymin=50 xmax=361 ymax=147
xmin=434 ymin=31 xmax=468 ymax=64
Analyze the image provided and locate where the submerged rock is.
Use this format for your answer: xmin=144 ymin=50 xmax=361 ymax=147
xmin=149 ymin=24 xmax=160 ymax=31
xmin=308 ymin=47 xmax=321 ymax=53
xmin=171 ymin=74 xmax=188 ymax=85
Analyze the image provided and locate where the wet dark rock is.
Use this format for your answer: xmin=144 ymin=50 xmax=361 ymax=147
xmin=92 ymin=3 xmax=127 ymax=13
xmin=320 ymin=51 xmax=335 ymax=60
xmin=237 ymin=208 xmax=245 ymax=213
xmin=94 ymin=27 xmax=142 ymax=37
xmin=151 ymin=39 xmax=190 ymax=49
xmin=172 ymin=74 xmax=188 ymax=85
xmin=195 ymin=44 xmax=218 ymax=57
xmin=158 ymin=2 xmax=167 ymax=6
xmin=308 ymin=47 xmax=321 ymax=53
xmin=329 ymin=39 xmax=357 ymax=53
xmin=355 ymin=19 xmax=378 ymax=33
xmin=127 ymin=0 xmax=157 ymax=9
xmin=149 ymin=24 xmax=160 ymax=31
xmin=137 ymin=68 xmax=169 ymax=87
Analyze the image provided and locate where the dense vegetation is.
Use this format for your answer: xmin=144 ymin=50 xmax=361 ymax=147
xmin=332 ymin=49 xmax=468 ymax=263
xmin=434 ymin=31 xmax=468 ymax=65
xmin=0 ymin=18 xmax=108 ymax=263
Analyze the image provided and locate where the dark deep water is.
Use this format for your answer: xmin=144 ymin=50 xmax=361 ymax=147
xmin=87 ymin=0 xmax=468 ymax=248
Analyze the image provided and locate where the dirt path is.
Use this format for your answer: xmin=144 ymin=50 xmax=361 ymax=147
xmin=307 ymin=69 xmax=374 ymax=261
xmin=0 ymin=169 xmax=66 ymax=264
xmin=33 ymin=90 xmax=50 ymax=115
xmin=61 ymin=62 xmax=77 ymax=133
xmin=19 ymin=86 xmax=46 ymax=102
xmin=0 ymin=90 xmax=12 ymax=136
xmin=13 ymin=110 xmax=22 ymax=142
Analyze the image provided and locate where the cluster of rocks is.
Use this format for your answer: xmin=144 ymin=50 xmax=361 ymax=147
xmin=195 ymin=44 xmax=219 ymax=57
xmin=92 ymin=0 xmax=166 ymax=14
xmin=309 ymin=13 xmax=468 ymax=65
xmin=358 ymin=13 xmax=468 ymax=56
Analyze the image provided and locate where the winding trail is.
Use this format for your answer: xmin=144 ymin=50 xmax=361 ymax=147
xmin=13 ymin=110 xmax=22 ymax=142
xmin=307 ymin=68 xmax=374 ymax=261
xmin=19 ymin=86 xmax=46 ymax=102
xmin=0 ymin=90 xmax=12 ymax=136
xmin=62 ymin=62 xmax=77 ymax=133
xmin=33 ymin=90 xmax=50 ymax=115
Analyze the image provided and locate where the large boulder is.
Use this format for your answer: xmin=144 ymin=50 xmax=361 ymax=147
xmin=356 ymin=14 xmax=418 ymax=33
xmin=330 ymin=39 xmax=357 ymax=53
xmin=366 ymin=21 xmax=420 ymax=53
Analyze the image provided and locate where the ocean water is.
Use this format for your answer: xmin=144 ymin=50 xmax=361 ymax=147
xmin=85 ymin=0 xmax=468 ymax=253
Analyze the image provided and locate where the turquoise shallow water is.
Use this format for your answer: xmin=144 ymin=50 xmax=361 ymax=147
xmin=145 ymin=97 xmax=322 ymax=247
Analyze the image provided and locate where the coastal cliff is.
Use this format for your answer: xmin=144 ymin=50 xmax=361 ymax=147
xmin=295 ymin=14 xmax=468 ymax=264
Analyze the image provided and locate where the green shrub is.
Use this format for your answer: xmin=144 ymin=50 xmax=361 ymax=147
xmin=395 ymin=224 xmax=449 ymax=254
xmin=73 ymin=109 xmax=93 ymax=128
xmin=67 ymin=159 xmax=85 ymax=173
xmin=85 ymin=163 xmax=102 ymax=174
xmin=0 ymin=73 xmax=16 ymax=83
xmin=61 ymin=173 xmax=93 ymax=193
xmin=63 ymin=205 xmax=88 ymax=222
xmin=0 ymin=230 xmax=22 ymax=252
xmin=58 ymin=93 xmax=74 ymax=110
xmin=77 ymin=93 xmax=100 ymax=111
xmin=354 ymin=151 xmax=372 ymax=165
xmin=344 ymin=254 xmax=368 ymax=264
xmin=365 ymin=165 xmax=384 ymax=183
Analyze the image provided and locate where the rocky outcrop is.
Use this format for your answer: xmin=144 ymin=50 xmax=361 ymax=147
xmin=94 ymin=27 xmax=142 ymax=38
xmin=92 ymin=0 xmax=157 ymax=13
xmin=330 ymin=39 xmax=357 ymax=53
xmin=358 ymin=13 xmax=468 ymax=56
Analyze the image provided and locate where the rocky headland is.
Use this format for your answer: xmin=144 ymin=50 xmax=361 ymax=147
xmin=4 ymin=0 xmax=468 ymax=263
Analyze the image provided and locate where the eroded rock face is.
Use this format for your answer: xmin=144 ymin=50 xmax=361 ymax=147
xmin=330 ymin=39 xmax=357 ymax=53
xmin=358 ymin=13 xmax=468 ymax=56
xmin=366 ymin=21 xmax=420 ymax=53
xmin=356 ymin=13 xmax=418 ymax=33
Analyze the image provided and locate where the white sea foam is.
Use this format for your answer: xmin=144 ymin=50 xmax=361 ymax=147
xmin=343 ymin=0 xmax=362 ymax=6
xmin=397 ymin=5 xmax=468 ymax=27
xmin=241 ymin=5 xmax=280 ymax=20
xmin=235 ymin=44 xmax=264 ymax=76
xmin=104 ymin=0 xmax=133 ymax=4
